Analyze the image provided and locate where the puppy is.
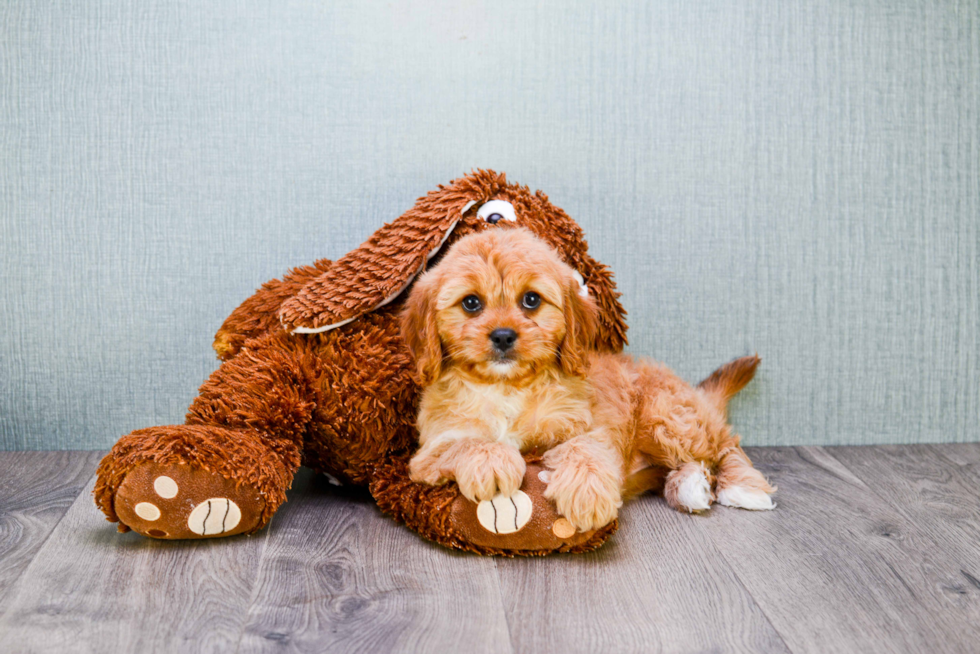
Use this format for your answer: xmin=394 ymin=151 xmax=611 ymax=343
xmin=401 ymin=228 xmax=774 ymax=532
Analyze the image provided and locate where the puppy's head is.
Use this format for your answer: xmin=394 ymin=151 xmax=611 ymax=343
xmin=401 ymin=228 xmax=596 ymax=385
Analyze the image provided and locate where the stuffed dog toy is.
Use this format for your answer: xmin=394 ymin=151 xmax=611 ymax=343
xmin=94 ymin=170 xmax=630 ymax=555
xmin=403 ymin=228 xmax=773 ymax=538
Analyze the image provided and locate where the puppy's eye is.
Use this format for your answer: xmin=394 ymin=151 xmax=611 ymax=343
xmin=477 ymin=200 xmax=517 ymax=224
xmin=461 ymin=295 xmax=483 ymax=313
xmin=521 ymin=291 xmax=541 ymax=310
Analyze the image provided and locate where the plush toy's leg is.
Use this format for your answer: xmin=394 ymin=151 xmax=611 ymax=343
xmin=95 ymin=333 xmax=315 ymax=539
xmin=94 ymin=425 xmax=295 ymax=538
xmin=370 ymin=454 xmax=618 ymax=556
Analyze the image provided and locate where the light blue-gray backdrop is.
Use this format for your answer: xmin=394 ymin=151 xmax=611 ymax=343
xmin=2 ymin=1 xmax=978 ymax=450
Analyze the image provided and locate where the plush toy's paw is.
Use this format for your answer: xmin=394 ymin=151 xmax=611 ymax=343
xmin=113 ymin=462 xmax=265 ymax=539
xmin=372 ymin=455 xmax=618 ymax=556
xmin=449 ymin=461 xmax=612 ymax=552
xmin=95 ymin=425 xmax=295 ymax=539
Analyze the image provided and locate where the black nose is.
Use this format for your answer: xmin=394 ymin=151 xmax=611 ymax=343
xmin=489 ymin=328 xmax=518 ymax=352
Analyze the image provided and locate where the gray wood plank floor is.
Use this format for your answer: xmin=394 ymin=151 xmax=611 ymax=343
xmin=0 ymin=451 xmax=103 ymax=619
xmin=0 ymin=446 xmax=978 ymax=654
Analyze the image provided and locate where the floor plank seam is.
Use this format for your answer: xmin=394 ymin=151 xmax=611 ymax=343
xmin=821 ymin=445 xmax=980 ymax=568
xmin=0 ymin=469 xmax=100 ymax=627
xmin=686 ymin=513 xmax=798 ymax=654
xmin=231 ymin=513 xmax=277 ymax=654
xmin=821 ymin=447 xmax=946 ymax=538
xmin=491 ymin=557 xmax=518 ymax=654
xmin=926 ymin=443 xmax=980 ymax=470
xmin=712 ymin=547 xmax=804 ymax=653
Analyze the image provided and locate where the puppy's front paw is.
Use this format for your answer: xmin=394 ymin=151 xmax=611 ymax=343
xmin=446 ymin=439 xmax=526 ymax=502
xmin=543 ymin=441 xmax=623 ymax=532
xmin=409 ymin=448 xmax=449 ymax=486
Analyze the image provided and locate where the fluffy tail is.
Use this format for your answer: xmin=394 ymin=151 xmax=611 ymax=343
xmin=697 ymin=354 xmax=761 ymax=413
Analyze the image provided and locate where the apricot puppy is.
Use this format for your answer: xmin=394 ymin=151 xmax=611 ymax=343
xmin=401 ymin=227 xmax=774 ymax=532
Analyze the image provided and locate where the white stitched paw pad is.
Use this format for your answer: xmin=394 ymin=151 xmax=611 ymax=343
xmin=476 ymin=491 xmax=533 ymax=534
xmin=187 ymin=498 xmax=242 ymax=536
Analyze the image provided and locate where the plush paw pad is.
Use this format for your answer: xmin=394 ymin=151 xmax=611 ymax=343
xmin=154 ymin=475 xmax=178 ymax=498
xmin=476 ymin=491 xmax=532 ymax=534
xmin=551 ymin=517 xmax=576 ymax=539
xmin=187 ymin=498 xmax=243 ymax=535
xmin=450 ymin=462 xmax=604 ymax=551
xmin=134 ymin=502 xmax=161 ymax=521
xmin=114 ymin=463 xmax=264 ymax=539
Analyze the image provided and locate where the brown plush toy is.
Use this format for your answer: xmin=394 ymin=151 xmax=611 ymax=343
xmin=94 ymin=170 xmax=628 ymax=555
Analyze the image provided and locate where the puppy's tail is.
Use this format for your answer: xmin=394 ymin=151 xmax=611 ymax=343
xmin=697 ymin=354 xmax=761 ymax=414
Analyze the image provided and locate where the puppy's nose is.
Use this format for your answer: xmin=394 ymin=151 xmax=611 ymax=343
xmin=489 ymin=328 xmax=518 ymax=352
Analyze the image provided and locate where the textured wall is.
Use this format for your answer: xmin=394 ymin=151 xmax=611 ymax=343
xmin=2 ymin=1 xmax=978 ymax=450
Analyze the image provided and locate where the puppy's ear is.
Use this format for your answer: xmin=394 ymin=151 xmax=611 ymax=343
xmin=400 ymin=273 xmax=443 ymax=386
xmin=559 ymin=274 xmax=598 ymax=377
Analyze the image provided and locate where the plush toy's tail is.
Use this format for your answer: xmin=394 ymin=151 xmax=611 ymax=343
xmin=697 ymin=354 xmax=761 ymax=414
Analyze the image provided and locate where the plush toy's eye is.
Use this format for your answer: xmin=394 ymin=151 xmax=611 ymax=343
xmin=521 ymin=291 xmax=541 ymax=310
xmin=477 ymin=200 xmax=517 ymax=224
xmin=461 ymin=295 xmax=483 ymax=313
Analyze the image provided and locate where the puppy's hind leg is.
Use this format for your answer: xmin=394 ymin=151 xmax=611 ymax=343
xmin=663 ymin=461 xmax=715 ymax=513
xmin=715 ymin=447 xmax=776 ymax=510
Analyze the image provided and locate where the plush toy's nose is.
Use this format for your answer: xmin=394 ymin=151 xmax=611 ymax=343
xmin=489 ymin=328 xmax=518 ymax=352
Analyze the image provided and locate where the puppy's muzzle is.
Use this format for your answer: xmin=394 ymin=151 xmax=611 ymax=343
xmin=489 ymin=328 xmax=518 ymax=353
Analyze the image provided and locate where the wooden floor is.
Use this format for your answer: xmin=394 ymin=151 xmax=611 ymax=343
xmin=1 ymin=446 xmax=979 ymax=653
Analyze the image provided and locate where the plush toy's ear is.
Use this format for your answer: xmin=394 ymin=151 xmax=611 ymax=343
xmin=399 ymin=271 xmax=443 ymax=386
xmin=577 ymin=253 xmax=628 ymax=353
xmin=559 ymin=273 xmax=598 ymax=377
xmin=278 ymin=188 xmax=477 ymax=334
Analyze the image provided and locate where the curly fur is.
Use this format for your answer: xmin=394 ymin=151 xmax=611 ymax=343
xmin=403 ymin=229 xmax=774 ymax=534
xmin=94 ymin=170 xmax=629 ymax=554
